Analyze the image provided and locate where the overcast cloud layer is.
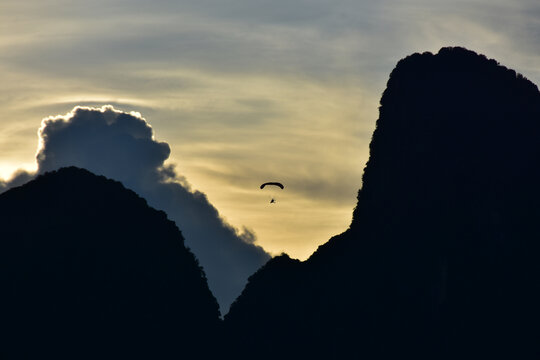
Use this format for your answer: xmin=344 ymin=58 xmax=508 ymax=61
xmin=1 ymin=0 xmax=540 ymax=259
xmin=2 ymin=106 xmax=270 ymax=313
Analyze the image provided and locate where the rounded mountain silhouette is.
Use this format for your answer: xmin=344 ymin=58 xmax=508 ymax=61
xmin=0 ymin=167 xmax=221 ymax=359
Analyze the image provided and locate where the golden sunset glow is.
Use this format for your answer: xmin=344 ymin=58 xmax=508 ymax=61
xmin=2 ymin=0 xmax=540 ymax=260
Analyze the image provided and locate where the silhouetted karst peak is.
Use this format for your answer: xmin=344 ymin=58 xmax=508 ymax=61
xmin=224 ymin=47 xmax=540 ymax=359
xmin=353 ymin=46 xmax=540 ymax=230
xmin=0 ymin=167 xmax=221 ymax=359
xmin=227 ymin=254 xmax=302 ymax=320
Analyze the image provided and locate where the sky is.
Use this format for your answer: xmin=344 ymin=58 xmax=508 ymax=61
xmin=1 ymin=0 xmax=540 ymax=263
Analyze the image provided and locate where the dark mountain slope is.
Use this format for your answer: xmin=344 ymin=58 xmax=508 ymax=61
xmin=0 ymin=167 xmax=221 ymax=359
xmin=225 ymin=47 xmax=540 ymax=359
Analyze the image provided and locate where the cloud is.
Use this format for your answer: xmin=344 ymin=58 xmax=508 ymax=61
xmin=4 ymin=105 xmax=270 ymax=313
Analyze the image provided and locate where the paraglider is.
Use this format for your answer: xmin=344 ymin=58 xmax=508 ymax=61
xmin=260 ymin=182 xmax=284 ymax=189
xmin=260 ymin=182 xmax=284 ymax=204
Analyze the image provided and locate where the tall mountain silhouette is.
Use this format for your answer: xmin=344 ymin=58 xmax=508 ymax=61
xmin=224 ymin=47 xmax=540 ymax=359
xmin=0 ymin=167 xmax=221 ymax=359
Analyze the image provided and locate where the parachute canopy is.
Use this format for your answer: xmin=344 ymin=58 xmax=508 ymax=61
xmin=260 ymin=182 xmax=284 ymax=190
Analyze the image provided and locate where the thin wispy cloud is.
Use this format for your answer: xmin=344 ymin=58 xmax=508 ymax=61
xmin=1 ymin=0 xmax=539 ymax=259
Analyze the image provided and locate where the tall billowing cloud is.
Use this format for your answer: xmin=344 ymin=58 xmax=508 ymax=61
xmin=29 ymin=105 xmax=270 ymax=313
